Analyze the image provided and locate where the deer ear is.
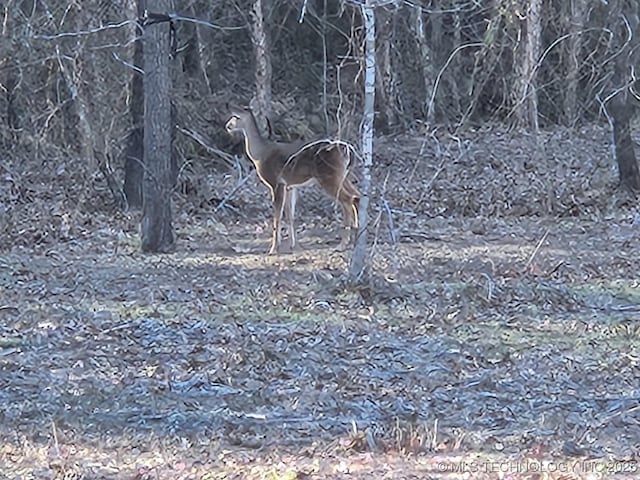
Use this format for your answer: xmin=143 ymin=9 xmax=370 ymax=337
xmin=266 ymin=116 xmax=273 ymax=139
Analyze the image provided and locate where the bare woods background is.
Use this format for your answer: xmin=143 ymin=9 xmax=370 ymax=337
xmin=0 ymin=0 xmax=638 ymax=248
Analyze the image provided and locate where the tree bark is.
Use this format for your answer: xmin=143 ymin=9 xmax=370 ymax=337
xmin=375 ymin=6 xmax=397 ymax=131
xmin=609 ymin=92 xmax=640 ymax=192
xmin=349 ymin=1 xmax=375 ymax=281
xmin=249 ymin=0 xmax=272 ymax=134
xmin=429 ymin=4 xmax=444 ymax=122
xmin=562 ymin=0 xmax=587 ymax=127
xmin=512 ymin=0 xmax=542 ymax=131
xmin=448 ymin=4 xmax=463 ymax=118
xmin=5 ymin=64 xmax=22 ymax=133
xmin=605 ymin=0 xmax=640 ymax=192
xmin=180 ymin=2 xmax=208 ymax=94
xmin=411 ymin=5 xmax=435 ymax=123
xmin=123 ymin=0 xmax=145 ymax=209
xmin=141 ymin=0 xmax=175 ymax=253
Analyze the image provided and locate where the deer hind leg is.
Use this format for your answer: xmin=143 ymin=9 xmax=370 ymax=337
xmin=344 ymin=178 xmax=360 ymax=229
xmin=269 ymin=183 xmax=286 ymax=255
xmin=322 ymin=175 xmax=359 ymax=250
xmin=337 ymin=181 xmax=360 ymax=249
xmin=284 ymin=187 xmax=297 ymax=250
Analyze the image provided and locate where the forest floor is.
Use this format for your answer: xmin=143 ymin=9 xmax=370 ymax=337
xmin=1 ymin=124 xmax=640 ymax=479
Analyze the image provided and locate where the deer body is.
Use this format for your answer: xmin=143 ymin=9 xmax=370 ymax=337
xmin=226 ymin=108 xmax=360 ymax=254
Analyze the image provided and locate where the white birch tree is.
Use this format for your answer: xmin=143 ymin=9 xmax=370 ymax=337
xmin=349 ymin=0 xmax=375 ymax=281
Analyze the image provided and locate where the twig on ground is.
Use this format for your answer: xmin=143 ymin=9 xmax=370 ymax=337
xmin=215 ymin=173 xmax=253 ymax=214
xmin=524 ymin=228 xmax=550 ymax=272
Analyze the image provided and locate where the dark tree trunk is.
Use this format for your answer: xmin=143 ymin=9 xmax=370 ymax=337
xmin=249 ymin=0 xmax=272 ymax=134
xmin=123 ymin=0 xmax=145 ymax=209
xmin=609 ymin=92 xmax=640 ymax=192
xmin=605 ymin=0 xmax=640 ymax=192
xmin=179 ymin=3 xmax=208 ymax=94
xmin=5 ymin=67 xmax=22 ymax=132
xmin=141 ymin=0 xmax=175 ymax=253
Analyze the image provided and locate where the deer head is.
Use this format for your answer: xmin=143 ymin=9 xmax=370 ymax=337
xmin=225 ymin=107 xmax=253 ymax=135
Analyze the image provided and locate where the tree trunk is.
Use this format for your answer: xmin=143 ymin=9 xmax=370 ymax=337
xmin=141 ymin=0 xmax=175 ymax=253
xmin=448 ymin=5 xmax=463 ymax=119
xmin=249 ymin=0 xmax=272 ymax=134
xmin=180 ymin=2 xmax=208 ymax=94
xmin=349 ymin=1 xmax=375 ymax=281
xmin=57 ymin=55 xmax=96 ymax=195
xmin=512 ymin=0 xmax=542 ymax=131
xmin=5 ymin=64 xmax=23 ymax=133
xmin=411 ymin=5 xmax=435 ymax=123
xmin=609 ymin=92 xmax=640 ymax=192
xmin=605 ymin=0 xmax=640 ymax=192
xmin=123 ymin=0 xmax=145 ymax=209
xmin=429 ymin=5 xmax=444 ymax=122
xmin=375 ymin=6 xmax=397 ymax=131
xmin=563 ymin=0 xmax=587 ymax=127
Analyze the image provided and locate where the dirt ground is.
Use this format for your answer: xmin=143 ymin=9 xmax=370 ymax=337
xmin=1 ymin=125 xmax=640 ymax=479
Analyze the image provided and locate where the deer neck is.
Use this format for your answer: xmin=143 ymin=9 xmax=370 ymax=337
xmin=240 ymin=115 xmax=268 ymax=165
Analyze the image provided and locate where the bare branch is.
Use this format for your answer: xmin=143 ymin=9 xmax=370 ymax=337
xmin=146 ymin=12 xmax=245 ymax=31
xmin=177 ymin=126 xmax=236 ymax=167
xmin=298 ymin=0 xmax=309 ymax=23
xmin=112 ymin=52 xmax=144 ymax=75
xmin=428 ymin=42 xmax=483 ymax=124
xmin=32 ymin=19 xmax=136 ymax=40
xmin=32 ymin=13 xmax=243 ymax=42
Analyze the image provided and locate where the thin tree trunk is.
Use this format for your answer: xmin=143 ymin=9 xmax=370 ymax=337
xmin=57 ymin=53 xmax=96 ymax=196
xmin=412 ymin=5 xmax=435 ymax=123
xmin=526 ymin=0 xmax=542 ymax=130
xmin=563 ymin=0 xmax=587 ymax=127
xmin=429 ymin=4 xmax=443 ymax=122
xmin=180 ymin=2 xmax=208 ymax=94
xmin=321 ymin=0 xmax=329 ymax=133
xmin=464 ymin=8 xmax=502 ymax=124
xmin=349 ymin=1 xmax=375 ymax=281
xmin=375 ymin=6 xmax=397 ymax=130
xmin=448 ymin=5 xmax=463 ymax=118
xmin=141 ymin=0 xmax=175 ymax=253
xmin=512 ymin=0 xmax=542 ymax=131
xmin=5 ymin=63 xmax=23 ymax=133
xmin=249 ymin=0 xmax=272 ymax=134
xmin=123 ymin=0 xmax=145 ymax=209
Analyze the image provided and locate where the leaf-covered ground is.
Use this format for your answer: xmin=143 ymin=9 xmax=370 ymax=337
xmin=1 ymin=125 xmax=640 ymax=479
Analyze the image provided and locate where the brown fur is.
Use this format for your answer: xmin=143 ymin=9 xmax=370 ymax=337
xmin=225 ymin=108 xmax=360 ymax=254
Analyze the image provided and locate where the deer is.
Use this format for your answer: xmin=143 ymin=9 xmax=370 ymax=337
xmin=225 ymin=107 xmax=360 ymax=255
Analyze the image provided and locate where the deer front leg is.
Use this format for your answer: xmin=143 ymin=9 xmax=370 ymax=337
xmin=270 ymin=183 xmax=286 ymax=255
xmin=284 ymin=188 xmax=297 ymax=250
